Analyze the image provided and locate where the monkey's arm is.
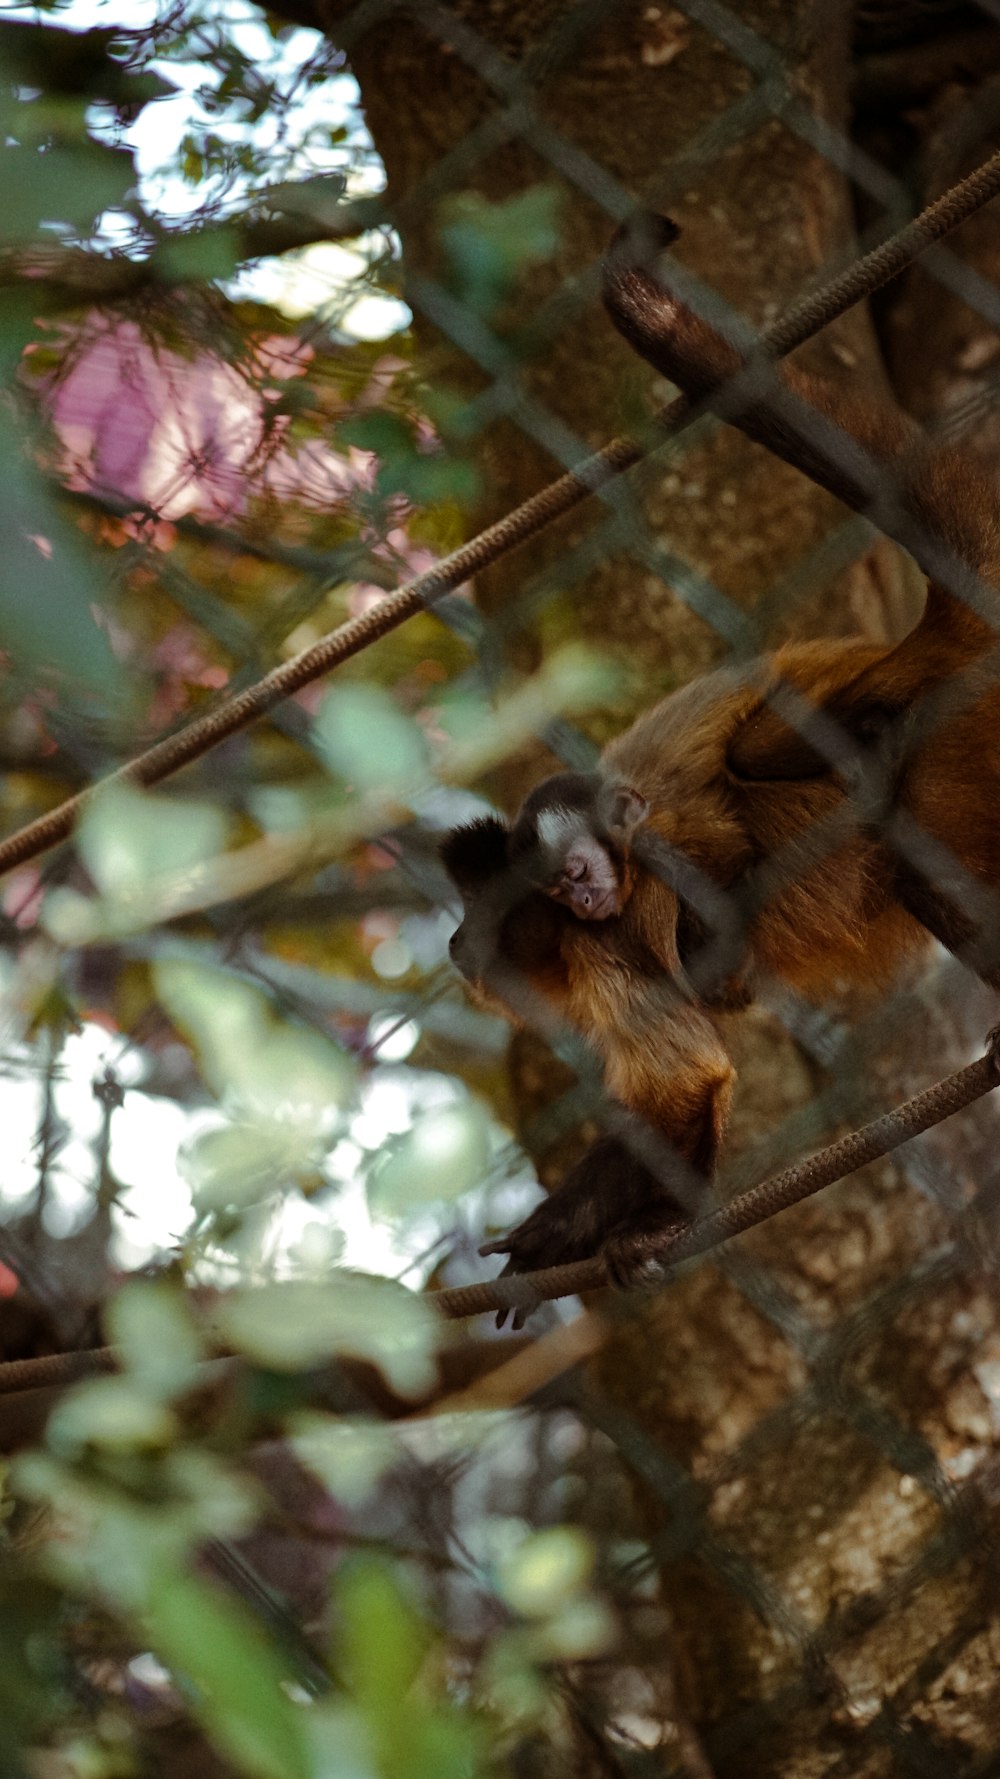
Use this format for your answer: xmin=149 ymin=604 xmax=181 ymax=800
xmin=481 ymin=998 xmax=734 ymax=1324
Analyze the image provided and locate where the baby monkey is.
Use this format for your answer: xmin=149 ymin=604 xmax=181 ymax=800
xmin=511 ymin=772 xmax=648 ymax=921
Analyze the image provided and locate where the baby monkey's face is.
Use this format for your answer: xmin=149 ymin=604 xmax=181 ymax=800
xmin=509 ymin=771 xmax=649 ymax=922
xmin=440 ymin=773 xmax=652 ymax=1024
xmin=527 ymin=806 xmax=630 ymax=920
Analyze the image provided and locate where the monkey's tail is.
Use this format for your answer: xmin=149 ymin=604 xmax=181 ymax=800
xmin=602 ymin=212 xmax=1000 ymax=626
xmin=602 ymin=211 xmax=909 ymax=517
xmin=601 ymin=212 xmax=745 ymax=401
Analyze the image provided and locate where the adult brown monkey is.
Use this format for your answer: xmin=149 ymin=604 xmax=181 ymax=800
xmin=444 ymin=213 xmax=1000 ymax=1302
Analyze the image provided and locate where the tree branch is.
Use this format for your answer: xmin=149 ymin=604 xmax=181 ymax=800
xmin=3 ymin=190 xmax=387 ymax=311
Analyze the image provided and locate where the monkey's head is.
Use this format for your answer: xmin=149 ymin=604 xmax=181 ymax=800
xmin=509 ymin=772 xmax=649 ymax=919
xmin=440 ymin=772 xmax=650 ymax=1018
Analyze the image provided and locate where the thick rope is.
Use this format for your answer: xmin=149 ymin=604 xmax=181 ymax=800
xmin=0 ymin=1034 xmax=995 ymax=1392
xmin=3 ymin=150 xmax=1000 ymax=877
xmin=0 ymin=1346 xmax=117 ymax=1391
xmin=430 ymin=1033 xmax=1000 ymax=1320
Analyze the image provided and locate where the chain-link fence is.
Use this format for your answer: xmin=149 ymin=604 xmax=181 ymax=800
xmin=8 ymin=1 xmax=1000 ymax=1773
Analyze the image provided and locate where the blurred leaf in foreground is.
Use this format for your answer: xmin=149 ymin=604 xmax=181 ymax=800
xmin=145 ymin=1565 xmax=311 ymax=1779
xmin=335 ymin=1557 xmax=480 ymax=1779
xmin=155 ymin=958 xmax=356 ymax=1119
xmin=314 ymin=683 xmax=429 ymax=798
xmin=368 ymin=1100 xmax=491 ymax=1218
xmin=213 ymin=1275 xmax=439 ymax=1398
xmin=0 ymin=410 xmax=132 ymax=708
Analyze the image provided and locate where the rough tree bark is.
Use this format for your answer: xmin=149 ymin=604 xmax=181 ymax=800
xmin=274 ymin=2 xmax=1000 ymax=1770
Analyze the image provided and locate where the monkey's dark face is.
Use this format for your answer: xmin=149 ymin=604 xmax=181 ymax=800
xmin=509 ymin=772 xmax=649 ymax=921
xmin=441 ymin=773 xmax=654 ymax=1022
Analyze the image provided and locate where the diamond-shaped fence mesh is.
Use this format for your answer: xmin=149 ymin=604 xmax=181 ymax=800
xmin=9 ymin=0 xmax=1000 ymax=1771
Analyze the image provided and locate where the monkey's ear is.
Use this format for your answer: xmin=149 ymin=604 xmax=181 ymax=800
xmin=440 ymin=816 xmax=510 ymax=890
xmin=607 ymin=783 xmax=649 ymax=833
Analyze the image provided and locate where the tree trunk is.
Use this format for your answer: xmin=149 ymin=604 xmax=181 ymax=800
xmin=290 ymin=2 xmax=1000 ymax=1768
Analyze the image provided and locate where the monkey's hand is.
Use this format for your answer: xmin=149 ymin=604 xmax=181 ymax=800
xmin=479 ymin=1135 xmax=691 ymax=1327
xmin=600 ymin=1206 xmax=688 ymax=1293
xmin=480 ymin=1188 xmax=614 ymax=1331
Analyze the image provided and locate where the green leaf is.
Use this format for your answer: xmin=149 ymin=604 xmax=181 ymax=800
xmin=0 ymin=140 xmax=135 ymax=244
xmin=45 ymin=783 xmax=230 ymax=943
xmin=14 ymin=1450 xmax=256 ymax=1607
xmin=305 ymin=1702 xmax=377 ymax=1779
xmin=181 ymin=137 xmax=205 ymax=184
xmin=155 ymin=226 xmax=242 ymax=284
xmin=337 ymin=1560 xmax=480 ymax=1779
xmin=105 ymin=1281 xmax=203 ymax=1400
xmin=288 ymin=1412 xmax=398 ymax=1508
xmin=0 ymin=410 xmax=130 ymax=704
xmin=338 ymin=410 xmax=415 ymax=462
xmin=155 ymin=959 xmax=355 ymax=1115
xmin=495 ymin=1526 xmax=594 ymax=1618
xmin=179 ymin=1117 xmax=309 ymax=1211
xmin=144 ymin=1566 xmax=311 ymax=1779
xmin=481 ymin=1630 xmax=550 ymax=1725
xmin=532 ymin=1595 xmax=615 ymax=1659
xmin=339 ymin=1557 xmax=427 ymax=1709
xmin=263 ymin=170 xmax=347 ymax=221
xmin=0 ymin=1562 xmax=64 ymax=1753
xmin=433 ymin=689 xmax=493 ymax=747
xmin=338 ymin=411 xmax=476 ymax=508
xmin=214 ymin=1275 xmax=439 ymax=1397
xmin=368 ymin=1101 xmax=491 ymax=1216
xmin=46 ymin=1377 xmax=177 ymax=1456
xmin=440 ymin=185 xmax=561 ymax=316
xmin=155 ymin=959 xmax=265 ymax=1086
xmin=78 ymin=782 xmax=228 ymax=904
xmin=251 ymin=1023 xmax=356 ymax=1120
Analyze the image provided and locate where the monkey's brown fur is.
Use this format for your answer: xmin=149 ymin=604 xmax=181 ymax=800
xmin=442 ymin=214 xmax=1000 ymax=1297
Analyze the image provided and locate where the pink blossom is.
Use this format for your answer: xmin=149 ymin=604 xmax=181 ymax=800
xmin=45 ymin=316 xmax=371 ymax=521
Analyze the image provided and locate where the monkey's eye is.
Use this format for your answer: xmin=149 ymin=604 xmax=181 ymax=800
xmin=565 ymin=860 xmax=588 ymax=882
